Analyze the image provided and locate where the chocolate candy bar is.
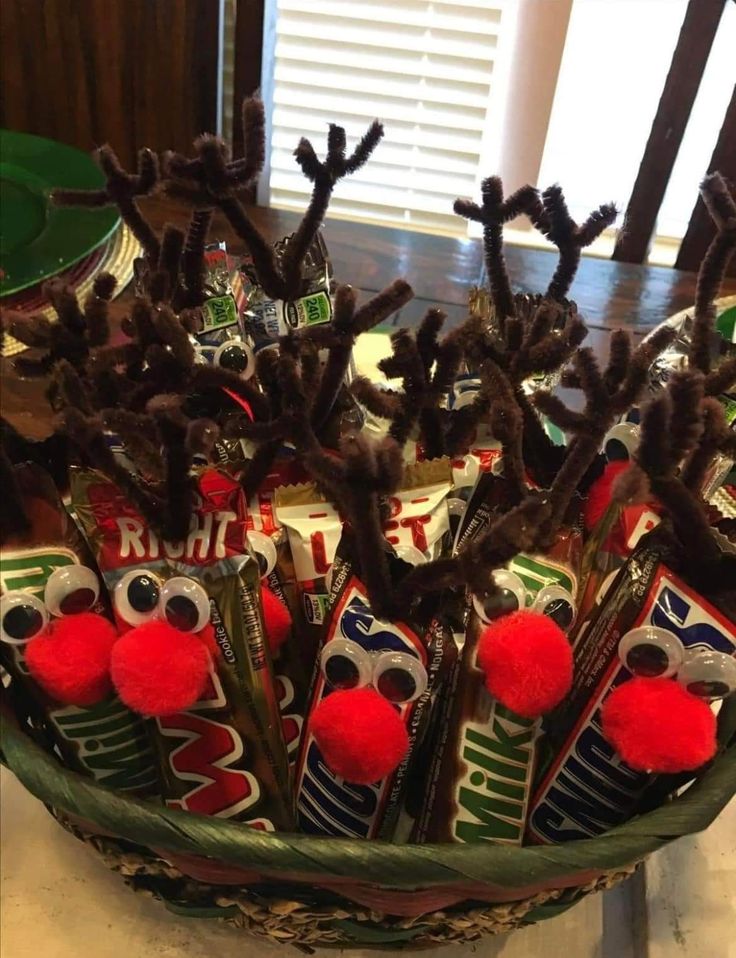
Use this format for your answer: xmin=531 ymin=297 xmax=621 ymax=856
xmin=71 ymin=466 xmax=294 ymax=828
xmin=527 ymin=546 xmax=736 ymax=844
xmin=417 ymin=532 xmax=581 ymax=845
xmin=294 ymin=535 xmax=456 ymax=840
xmin=0 ymin=464 xmax=159 ymax=795
xmin=274 ymin=481 xmax=343 ymax=655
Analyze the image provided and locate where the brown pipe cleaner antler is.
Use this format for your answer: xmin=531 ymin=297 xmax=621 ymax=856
xmin=530 ymin=185 xmax=618 ymax=302
xmin=532 ymin=324 xmax=676 ymax=537
xmin=350 ymin=308 xmax=465 ymax=459
xmin=628 ymin=369 xmax=721 ymax=562
xmin=229 ymin=280 xmax=412 ymax=495
xmin=53 ymin=147 xmax=161 ymax=262
xmin=454 ymin=177 xmax=541 ymax=322
xmin=687 ymin=173 xmax=736 ymax=388
xmin=163 ymin=97 xmax=383 ymax=302
xmin=6 ymin=273 xmax=117 ymax=380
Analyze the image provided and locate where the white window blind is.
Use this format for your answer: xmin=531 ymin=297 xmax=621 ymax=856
xmin=263 ymin=0 xmax=507 ymax=236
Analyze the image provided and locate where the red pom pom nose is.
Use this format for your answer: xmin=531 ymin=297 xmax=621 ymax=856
xmin=310 ymin=687 xmax=410 ymax=785
xmin=110 ymin=621 xmax=212 ymax=717
xmin=601 ymin=677 xmax=717 ymax=773
xmin=25 ymin=613 xmax=117 ymax=707
xmin=476 ymin=610 xmax=573 ymax=719
xmin=261 ymin=586 xmax=292 ymax=655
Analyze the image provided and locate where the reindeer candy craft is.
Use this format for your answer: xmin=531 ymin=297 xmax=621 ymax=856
xmin=0 ymin=460 xmax=159 ymax=795
xmin=2 ymin=98 xmax=735 ymax=852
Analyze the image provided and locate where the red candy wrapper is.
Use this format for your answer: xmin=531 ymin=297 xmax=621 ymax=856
xmin=0 ymin=464 xmax=159 ymax=795
xmin=71 ymin=467 xmax=294 ymax=828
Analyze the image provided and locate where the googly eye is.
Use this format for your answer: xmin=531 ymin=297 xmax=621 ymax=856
xmin=320 ymin=639 xmax=372 ymax=691
xmin=0 ymin=592 xmax=49 ymax=645
xmin=447 ymin=498 xmax=466 ymax=519
xmin=532 ymin=585 xmax=577 ymax=632
xmin=603 ymin=422 xmax=639 ymax=462
xmin=618 ymin=626 xmax=684 ymax=678
xmin=248 ymin=531 xmax=278 ymax=578
xmin=394 ymin=544 xmax=429 ymax=566
xmin=159 ymin=577 xmax=211 ymax=633
xmin=44 ymin=566 xmax=100 ymax=617
xmin=677 ymin=650 xmax=736 ymax=700
xmin=193 ymin=345 xmax=210 ymax=365
xmin=373 ymin=651 xmax=428 ymax=704
xmin=472 ymin=570 xmax=527 ymax=624
xmin=214 ymin=339 xmax=255 ymax=379
xmin=114 ymin=569 xmax=162 ymax=626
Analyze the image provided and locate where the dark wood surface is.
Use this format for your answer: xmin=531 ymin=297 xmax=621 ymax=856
xmin=612 ymin=0 xmax=727 ymax=265
xmin=0 ymin=0 xmax=220 ymax=168
xmin=676 ymin=83 xmax=736 ymax=275
xmin=3 ymin=196 xmax=735 ymax=440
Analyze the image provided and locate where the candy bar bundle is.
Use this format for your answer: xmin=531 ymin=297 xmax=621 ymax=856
xmin=1 ymin=101 xmax=735 ymax=937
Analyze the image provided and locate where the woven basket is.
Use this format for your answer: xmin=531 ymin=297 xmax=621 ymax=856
xmin=2 ymin=698 xmax=735 ymax=950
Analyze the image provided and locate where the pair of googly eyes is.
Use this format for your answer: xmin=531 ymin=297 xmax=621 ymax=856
xmin=1 ymin=566 xmax=101 ymax=646
xmin=114 ymin=570 xmax=210 ymax=633
xmin=195 ymin=339 xmax=255 ymax=379
xmin=619 ymin=627 xmax=736 ymax=700
xmin=472 ymin=570 xmax=576 ymax=631
xmin=320 ymin=639 xmax=428 ymax=705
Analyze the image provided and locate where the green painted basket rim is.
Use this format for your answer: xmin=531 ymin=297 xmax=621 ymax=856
xmin=2 ymin=699 xmax=734 ymax=892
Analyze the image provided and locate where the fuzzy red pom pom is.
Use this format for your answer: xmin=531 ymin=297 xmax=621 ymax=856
xmin=601 ymin=677 xmax=716 ymax=773
xmin=584 ymin=460 xmax=631 ymax=531
xmin=477 ymin=610 xmax=573 ymax=719
xmin=261 ymin=586 xmax=292 ymax=655
xmin=25 ymin=613 xmax=117 ymax=707
xmin=110 ymin=621 xmax=212 ymax=717
xmin=310 ymin=687 xmax=410 ymax=784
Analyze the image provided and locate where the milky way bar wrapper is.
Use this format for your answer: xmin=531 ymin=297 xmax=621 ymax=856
xmin=294 ymin=531 xmax=457 ymax=840
xmin=527 ymin=546 xmax=736 ymax=845
xmin=0 ymin=464 xmax=159 ymax=795
xmin=71 ymin=467 xmax=293 ymax=829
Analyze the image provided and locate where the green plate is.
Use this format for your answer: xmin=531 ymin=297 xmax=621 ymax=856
xmin=0 ymin=130 xmax=119 ymax=297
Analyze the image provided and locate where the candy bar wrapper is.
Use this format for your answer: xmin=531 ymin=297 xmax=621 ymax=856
xmin=71 ymin=467 xmax=294 ymax=828
xmin=417 ymin=527 xmax=582 ymax=845
xmin=294 ymin=531 xmax=457 ymax=840
xmin=241 ymin=233 xmax=333 ymax=346
xmin=575 ymin=497 xmax=661 ymax=629
xmin=191 ymin=243 xmax=255 ymax=378
xmin=0 ymin=464 xmax=159 ymax=795
xmin=385 ymin=458 xmax=454 ymax=562
xmin=527 ymin=544 xmax=736 ymax=845
xmin=245 ymin=468 xmax=310 ymax=767
xmin=646 ymin=311 xmax=736 ymax=497
xmin=274 ymin=482 xmax=343 ymax=662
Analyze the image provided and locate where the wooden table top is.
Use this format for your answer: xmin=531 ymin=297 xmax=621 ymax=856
xmin=3 ymin=196 xmax=736 ymax=440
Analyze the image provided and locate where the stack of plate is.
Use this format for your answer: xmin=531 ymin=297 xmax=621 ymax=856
xmin=0 ymin=130 xmax=141 ymax=358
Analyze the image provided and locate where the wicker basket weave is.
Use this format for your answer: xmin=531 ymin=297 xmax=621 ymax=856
xmin=2 ymin=697 xmax=735 ymax=949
